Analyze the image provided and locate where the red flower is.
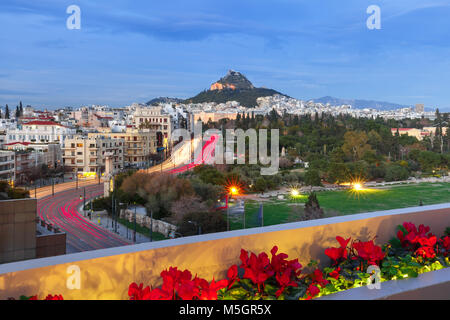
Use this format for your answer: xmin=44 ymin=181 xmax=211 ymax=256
xmin=176 ymin=279 xmax=200 ymax=300
xmin=160 ymin=267 xmax=194 ymax=300
xmin=128 ymin=282 xmax=153 ymax=300
xmin=328 ymin=268 xmax=341 ymax=280
xmin=28 ymin=295 xmax=38 ymax=300
xmin=270 ymin=246 xmax=302 ymax=277
xmin=305 ymin=284 xmax=320 ymax=300
xmin=416 ymin=246 xmax=436 ymax=259
xmin=352 ymin=240 xmax=385 ymax=265
xmin=226 ymin=265 xmax=239 ymax=289
xmin=415 ymin=235 xmax=437 ymax=259
xmin=325 ymin=236 xmax=350 ymax=264
xmin=198 ymin=278 xmax=228 ymax=300
xmin=44 ymin=294 xmax=64 ymax=300
xmin=311 ymin=269 xmax=329 ymax=288
xmin=275 ymin=269 xmax=298 ymax=298
xmin=398 ymin=222 xmax=433 ymax=248
xmin=440 ymin=236 xmax=450 ymax=256
xmin=241 ymin=251 xmax=273 ymax=285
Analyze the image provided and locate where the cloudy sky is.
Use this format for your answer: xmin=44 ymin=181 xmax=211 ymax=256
xmin=1 ymin=0 xmax=450 ymax=110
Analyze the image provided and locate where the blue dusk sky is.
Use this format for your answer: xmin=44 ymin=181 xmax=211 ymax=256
xmin=1 ymin=0 xmax=450 ymax=110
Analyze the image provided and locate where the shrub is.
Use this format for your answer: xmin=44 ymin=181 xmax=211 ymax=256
xmin=385 ymin=165 xmax=410 ymax=182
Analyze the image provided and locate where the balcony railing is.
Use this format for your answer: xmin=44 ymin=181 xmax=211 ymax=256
xmin=0 ymin=203 xmax=449 ymax=300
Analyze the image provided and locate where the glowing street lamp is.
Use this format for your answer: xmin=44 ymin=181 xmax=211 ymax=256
xmin=290 ymin=188 xmax=300 ymax=197
xmin=353 ymin=183 xmax=363 ymax=191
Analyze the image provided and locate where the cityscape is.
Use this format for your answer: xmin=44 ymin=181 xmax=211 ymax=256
xmin=0 ymin=0 xmax=449 ymax=307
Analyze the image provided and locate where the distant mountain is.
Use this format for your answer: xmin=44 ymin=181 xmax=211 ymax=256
xmin=185 ymin=70 xmax=287 ymax=108
xmin=312 ymin=96 xmax=411 ymax=111
xmin=146 ymin=97 xmax=184 ymax=106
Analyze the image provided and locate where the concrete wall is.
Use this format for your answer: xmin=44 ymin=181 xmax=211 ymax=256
xmin=0 ymin=203 xmax=449 ymax=300
xmin=121 ymin=209 xmax=177 ymax=237
xmin=0 ymin=199 xmax=36 ymax=264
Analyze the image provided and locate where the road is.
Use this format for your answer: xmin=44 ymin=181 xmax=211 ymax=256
xmin=35 ymin=136 xmax=219 ymax=253
xmin=37 ymin=183 xmax=131 ymax=253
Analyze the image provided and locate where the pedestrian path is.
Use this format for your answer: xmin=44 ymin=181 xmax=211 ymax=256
xmin=78 ymin=205 xmax=152 ymax=245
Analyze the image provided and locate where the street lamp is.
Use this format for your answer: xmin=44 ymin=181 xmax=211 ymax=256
xmin=188 ymin=220 xmax=201 ymax=235
xmin=133 ymin=202 xmax=137 ymax=243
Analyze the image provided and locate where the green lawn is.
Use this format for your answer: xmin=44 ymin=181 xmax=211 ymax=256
xmin=230 ymin=183 xmax=450 ymax=230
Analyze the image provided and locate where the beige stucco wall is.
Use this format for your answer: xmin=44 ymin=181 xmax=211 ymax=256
xmin=0 ymin=204 xmax=449 ymax=300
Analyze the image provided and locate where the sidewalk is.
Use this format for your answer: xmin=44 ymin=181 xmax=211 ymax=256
xmin=77 ymin=204 xmax=152 ymax=245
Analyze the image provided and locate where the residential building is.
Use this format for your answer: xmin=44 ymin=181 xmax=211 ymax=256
xmin=88 ymin=127 xmax=157 ymax=168
xmin=133 ymin=106 xmax=173 ymax=146
xmin=62 ymin=136 xmax=125 ymax=175
xmin=6 ymin=120 xmax=76 ymax=145
xmin=391 ymin=127 xmax=448 ymax=141
xmin=0 ymin=150 xmax=15 ymax=182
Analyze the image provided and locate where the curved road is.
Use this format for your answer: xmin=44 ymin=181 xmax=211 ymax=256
xmin=37 ymin=184 xmax=130 ymax=253
xmin=36 ymin=136 xmax=219 ymax=254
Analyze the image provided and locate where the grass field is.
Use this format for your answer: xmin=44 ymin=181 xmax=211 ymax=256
xmin=228 ymin=183 xmax=450 ymax=230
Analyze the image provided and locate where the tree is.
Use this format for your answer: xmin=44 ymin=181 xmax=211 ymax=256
xmin=304 ymin=169 xmax=322 ymax=186
xmin=342 ymin=131 xmax=373 ymax=161
xmin=302 ymin=192 xmax=324 ymax=221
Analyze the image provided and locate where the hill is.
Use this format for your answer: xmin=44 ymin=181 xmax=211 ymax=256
xmin=185 ymin=70 xmax=287 ymax=108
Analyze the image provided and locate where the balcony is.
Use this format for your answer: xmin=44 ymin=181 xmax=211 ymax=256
xmin=0 ymin=203 xmax=449 ymax=300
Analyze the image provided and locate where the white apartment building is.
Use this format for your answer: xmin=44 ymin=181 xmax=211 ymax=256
xmin=6 ymin=120 xmax=76 ymax=145
xmin=4 ymin=142 xmax=62 ymax=168
xmin=0 ymin=150 xmax=15 ymax=182
xmin=62 ymin=136 xmax=125 ymax=174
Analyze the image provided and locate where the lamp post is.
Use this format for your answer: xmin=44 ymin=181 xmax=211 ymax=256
xmin=188 ymin=221 xmax=201 ymax=235
xmin=226 ymin=195 xmax=230 ymax=231
xmin=150 ymin=210 xmax=153 ymax=242
xmin=133 ymin=203 xmax=137 ymax=243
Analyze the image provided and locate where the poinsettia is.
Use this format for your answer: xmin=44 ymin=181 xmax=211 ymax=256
xmin=128 ymin=282 xmax=152 ymax=300
xmin=240 ymin=249 xmax=273 ymax=287
xmin=198 ymin=278 xmax=228 ymax=300
xmin=275 ymin=269 xmax=298 ymax=298
xmin=270 ymin=246 xmax=302 ymax=277
xmin=439 ymin=236 xmax=450 ymax=256
xmin=226 ymin=265 xmax=239 ymax=289
xmin=325 ymin=236 xmax=350 ymax=264
xmin=415 ymin=235 xmax=437 ymax=259
xmin=352 ymin=240 xmax=385 ymax=265
xmin=328 ymin=267 xmax=341 ymax=280
xmin=44 ymin=294 xmax=64 ymax=300
xmin=305 ymin=284 xmax=320 ymax=300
